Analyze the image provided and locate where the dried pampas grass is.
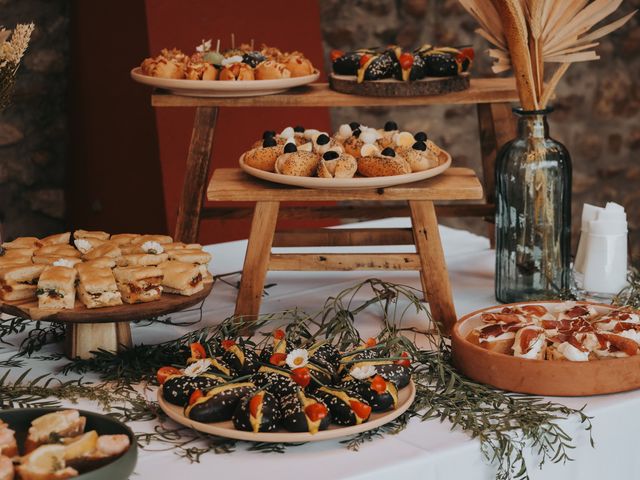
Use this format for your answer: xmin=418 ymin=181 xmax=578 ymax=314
xmin=459 ymin=0 xmax=636 ymax=109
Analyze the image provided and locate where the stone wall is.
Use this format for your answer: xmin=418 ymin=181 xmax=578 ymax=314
xmin=320 ymin=0 xmax=640 ymax=263
xmin=0 ymin=0 xmax=69 ymax=241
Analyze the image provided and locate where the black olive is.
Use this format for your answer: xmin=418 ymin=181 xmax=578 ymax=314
xmin=381 ymin=147 xmax=396 ymax=157
xmin=294 ymin=125 xmax=305 ymax=132
xmin=242 ymin=51 xmax=267 ymax=68
xmin=316 ymin=134 xmax=330 ymax=145
xmin=414 ymin=131 xmax=427 ymax=142
xmin=412 ymin=141 xmax=427 ymax=151
xmin=262 ymin=137 xmax=277 ymax=148
xmin=349 ymin=122 xmax=360 ymax=130
xmin=262 ymin=130 xmax=276 ymax=139
xmin=384 ymin=121 xmax=398 ymax=132
xmin=323 ymin=151 xmax=340 ymax=160
xmin=284 ymin=143 xmax=297 ymax=153
xmin=352 ymin=128 xmax=361 ymax=138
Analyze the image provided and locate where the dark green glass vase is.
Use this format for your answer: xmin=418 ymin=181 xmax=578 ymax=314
xmin=495 ymin=108 xmax=572 ymax=303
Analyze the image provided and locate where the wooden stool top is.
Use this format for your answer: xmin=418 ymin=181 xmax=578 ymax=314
xmin=207 ymin=168 xmax=483 ymax=202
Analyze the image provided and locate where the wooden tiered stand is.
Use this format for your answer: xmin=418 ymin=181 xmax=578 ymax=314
xmin=151 ymin=78 xmax=518 ymax=333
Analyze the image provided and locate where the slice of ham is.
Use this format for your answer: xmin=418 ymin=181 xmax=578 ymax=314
xmin=481 ymin=312 xmax=528 ymax=325
xmin=541 ymin=318 xmax=594 ymax=333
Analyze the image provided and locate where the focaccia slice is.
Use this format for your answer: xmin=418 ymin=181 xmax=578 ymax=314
xmin=40 ymin=232 xmax=71 ymax=246
xmin=158 ymin=260 xmax=204 ymax=296
xmin=113 ymin=266 xmax=163 ymax=303
xmin=73 ymin=229 xmax=110 ymax=241
xmin=76 ymin=267 xmax=122 ymax=308
xmin=37 ymin=266 xmax=77 ymax=310
xmin=0 ymin=264 xmax=45 ymax=302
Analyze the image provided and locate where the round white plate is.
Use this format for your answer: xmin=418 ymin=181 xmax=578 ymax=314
xmin=158 ymin=380 xmax=415 ymax=443
xmin=239 ymin=151 xmax=451 ymax=190
xmin=131 ymin=67 xmax=320 ymax=98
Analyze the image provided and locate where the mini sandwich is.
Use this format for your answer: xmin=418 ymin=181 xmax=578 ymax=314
xmin=73 ymin=229 xmax=110 ymax=241
xmin=113 ymin=266 xmax=163 ymax=303
xmin=168 ymin=249 xmax=212 ymax=282
xmin=73 ymin=237 xmax=107 ymax=255
xmin=76 ymin=267 xmax=122 ymax=309
xmin=131 ymin=234 xmax=173 ymax=245
xmin=158 ymin=260 xmax=204 ymax=296
xmin=109 ymin=233 xmax=140 ymax=245
xmin=40 ymin=232 xmax=71 ymax=246
xmin=0 ymin=247 xmax=35 ymax=262
xmin=163 ymin=242 xmax=203 ymax=253
xmin=32 ymin=255 xmax=83 ymax=267
xmin=0 ymin=264 xmax=45 ymax=301
xmin=82 ymin=242 xmax=121 ymax=261
xmin=2 ymin=237 xmax=42 ymax=250
xmin=79 ymin=257 xmax=116 ymax=269
xmin=117 ymin=252 xmax=168 ymax=267
xmin=36 ymin=244 xmax=81 ymax=257
xmin=37 ymin=266 xmax=77 ymax=309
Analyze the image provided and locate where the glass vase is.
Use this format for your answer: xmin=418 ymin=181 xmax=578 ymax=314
xmin=495 ymin=108 xmax=572 ymax=303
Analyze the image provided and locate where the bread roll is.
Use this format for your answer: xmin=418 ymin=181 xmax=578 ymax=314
xmin=275 ymin=151 xmax=320 ymax=177
xmin=357 ymin=156 xmax=411 ymax=177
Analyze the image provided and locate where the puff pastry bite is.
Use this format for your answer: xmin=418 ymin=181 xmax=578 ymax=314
xmin=275 ymin=144 xmax=320 ymax=177
xmin=316 ymin=151 xmax=357 ymax=178
xmin=357 ymin=146 xmax=411 ymax=177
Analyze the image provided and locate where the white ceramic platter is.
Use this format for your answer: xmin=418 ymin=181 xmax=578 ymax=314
xmin=158 ymin=380 xmax=415 ymax=443
xmin=130 ymin=67 xmax=320 ymax=98
xmin=239 ymin=151 xmax=451 ymax=190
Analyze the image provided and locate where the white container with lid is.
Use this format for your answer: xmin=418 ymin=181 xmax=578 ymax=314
xmin=582 ymin=218 xmax=628 ymax=296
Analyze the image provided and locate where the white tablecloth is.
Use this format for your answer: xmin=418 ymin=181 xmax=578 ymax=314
xmin=2 ymin=219 xmax=638 ymax=479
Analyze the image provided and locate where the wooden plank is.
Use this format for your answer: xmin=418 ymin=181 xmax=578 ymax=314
xmin=269 ymin=253 xmax=421 ymax=271
xmin=272 ymin=228 xmax=414 ymax=247
xmin=235 ymin=202 xmax=279 ymax=320
xmin=207 ymin=168 xmax=483 ymax=202
xmin=409 ymin=200 xmax=457 ymax=336
xmin=152 ymin=78 xmax=518 ymax=108
xmin=200 ymin=204 xmax=495 ymax=220
xmin=174 ymin=106 xmax=218 ymax=243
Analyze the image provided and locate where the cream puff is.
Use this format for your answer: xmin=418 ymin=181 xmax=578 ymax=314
xmin=219 ymin=62 xmax=255 ymax=81
xmin=317 ymin=151 xmax=357 ymax=178
xmin=254 ymin=60 xmax=291 ymax=80
xmin=282 ymin=53 xmax=315 ymax=77
xmin=357 ymin=146 xmax=411 ymax=177
xmin=244 ymin=137 xmax=285 ymax=172
xmin=342 ymin=129 xmax=365 ymax=158
xmin=401 ymin=141 xmax=440 ymax=172
xmin=186 ymin=60 xmax=218 ymax=80
xmin=275 ymin=143 xmax=320 ymax=177
xmin=377 ymin=121 xmax=399 ymax=149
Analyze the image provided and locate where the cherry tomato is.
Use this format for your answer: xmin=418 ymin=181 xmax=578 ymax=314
xmin=190 ymin=342 xmax=206 ymax=360
xmin=221 ymin=339 xmax=236 ymax=351
xmin=291 ymin=367 xmax=311 ymax=388
xmin=330 ymin=49 xmax=344 ymax=62
xmin=304 ymin=403 xmax=328 ymax=422
xmin=189 ymin=389 xmax=204 ymax=405
xmin=156 ymin=366 xmax=181 ymax=385
xmin=359 ymin=54 xmax=371 ymax=67
xmin=269 ymin=352 xmax=287 ymax=366
xmin=365 ymin=338 xmax=377 ymax=348
xmin=249 ymin=393 xmax=264 ymax=418
xmin=395 ymin=351 xmax=411 ymax=368
xmin=349 ymin=400 xmax=372 ymax=420
xmin=460 ymin=47 xmax=475 ymax=60
xmin=399 ymin=52 xmax=414 ymax=70
xmin=370 ymin=375 xmax=387 ymax=394
xmin=273 ymin=329 xmax=285 ymax=340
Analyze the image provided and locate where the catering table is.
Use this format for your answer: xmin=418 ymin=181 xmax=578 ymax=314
xmin=1 ymin=219 xmax=637 ymax=479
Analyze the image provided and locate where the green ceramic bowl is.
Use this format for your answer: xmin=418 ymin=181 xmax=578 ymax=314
xmin=0 ymin=407 xmax=137 ymax=480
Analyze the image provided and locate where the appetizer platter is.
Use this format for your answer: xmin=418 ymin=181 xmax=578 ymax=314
xmin=132 ymin=40 xmax=319 ymax=97
xmin=239 ymin=121 xmax=451 ymax=189
xmin=452 ymin=301 xmax=640 ymax=396
xmin=329 ymin=45 xmax=473 ymax=97
xmin=0 ymin=230 xmax=214 ymax=358
xmin=0 ymin=408 xmax=136 ymax=480
xmin=157 ymin=334 xmax=415 ymax=442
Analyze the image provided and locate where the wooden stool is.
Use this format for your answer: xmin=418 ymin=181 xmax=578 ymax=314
xmin=207 ymin=168 xmax=483 ymax=334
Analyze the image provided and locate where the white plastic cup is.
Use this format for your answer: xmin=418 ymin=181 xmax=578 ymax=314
xmin=582 ymin=219 xmax=628 ymax=296
xmin=574 ymin=204 xmax=603 ymax=275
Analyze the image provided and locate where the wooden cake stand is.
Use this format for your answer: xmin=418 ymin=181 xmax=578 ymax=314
xmin=207 ymin=168 xmax=483 ymax=335
xmin=0 ymin=283 xmax=212 ymax=359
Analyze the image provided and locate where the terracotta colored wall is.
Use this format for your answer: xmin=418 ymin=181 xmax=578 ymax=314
xmin=144 ymin=0 xmax=332 ymax=244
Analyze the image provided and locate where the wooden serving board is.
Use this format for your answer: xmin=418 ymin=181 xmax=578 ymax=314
xmin=0 ymin=282 xmax=213 ymax=323
xmin=329 ymin=72 xmax=470 ymax=97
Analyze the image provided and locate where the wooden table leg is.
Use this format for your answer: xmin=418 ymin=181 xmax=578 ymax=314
xmin=409 ymin=200 xmax=457 ymax=336
xmin=174 ymin=106 xmax=219 ymax=243
xmin=235 ymin=201 xmax=280 ymax=327
xmin=64 ymin=322 xmax=133 ymax=359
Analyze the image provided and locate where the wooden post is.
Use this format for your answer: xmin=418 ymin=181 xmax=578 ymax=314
xmin=174 ymin=106 xmax=219 ymax=243
xmin=64 ymin=322 xmax=133 ymax=359
xmin=409 ymin=200 xmax=457 ymax=336
xmin=235 ymin=201 xmax=280 ymax=324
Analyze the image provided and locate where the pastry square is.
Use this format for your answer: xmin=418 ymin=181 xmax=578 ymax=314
xmin=80 ymin=257 xmax=116 ymax=269
xmin=159 ymin=260 xmax=204 ymax=296
xmin=37 ymin=266 xmax=77 ymax=309
xmin=109 ymin=233 xmax=141 ymax=245
xmin=32 ymin=255 xmax=83 ymax=267
xmin=116 ymin=252 xmax=168 ymax=267
xmin=113 ymin=266 xmax=163 ymax=304
xmin=2 ymin=237 xmax=42 ymax=250
xmin=76 ymin=267 xmax=122 ymax=309
xmin=40 ymin=232 xmax=71 ymax=246
xmin=73 ymin=229 xmax=110 ymax=241
xmin=82 ymin=242 xmax=122 ymax=260
xmin=168 ymin=249 xmax=212 ymax=282
xmin=37 ymin=244 xmax=81 ymax=257
xmin=0 ymin=264 xmax=45 ymax=301
xmin=131 ymin=234 xmax=173 ymax=245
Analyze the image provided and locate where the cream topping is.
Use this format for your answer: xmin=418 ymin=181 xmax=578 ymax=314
xmin=141 ymin=241 xmax=164 ymax=254
xmin=557 ymin=342 xmax=589 ymax=361
xmin=74 ymin=239 xmax=92 ymax=254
